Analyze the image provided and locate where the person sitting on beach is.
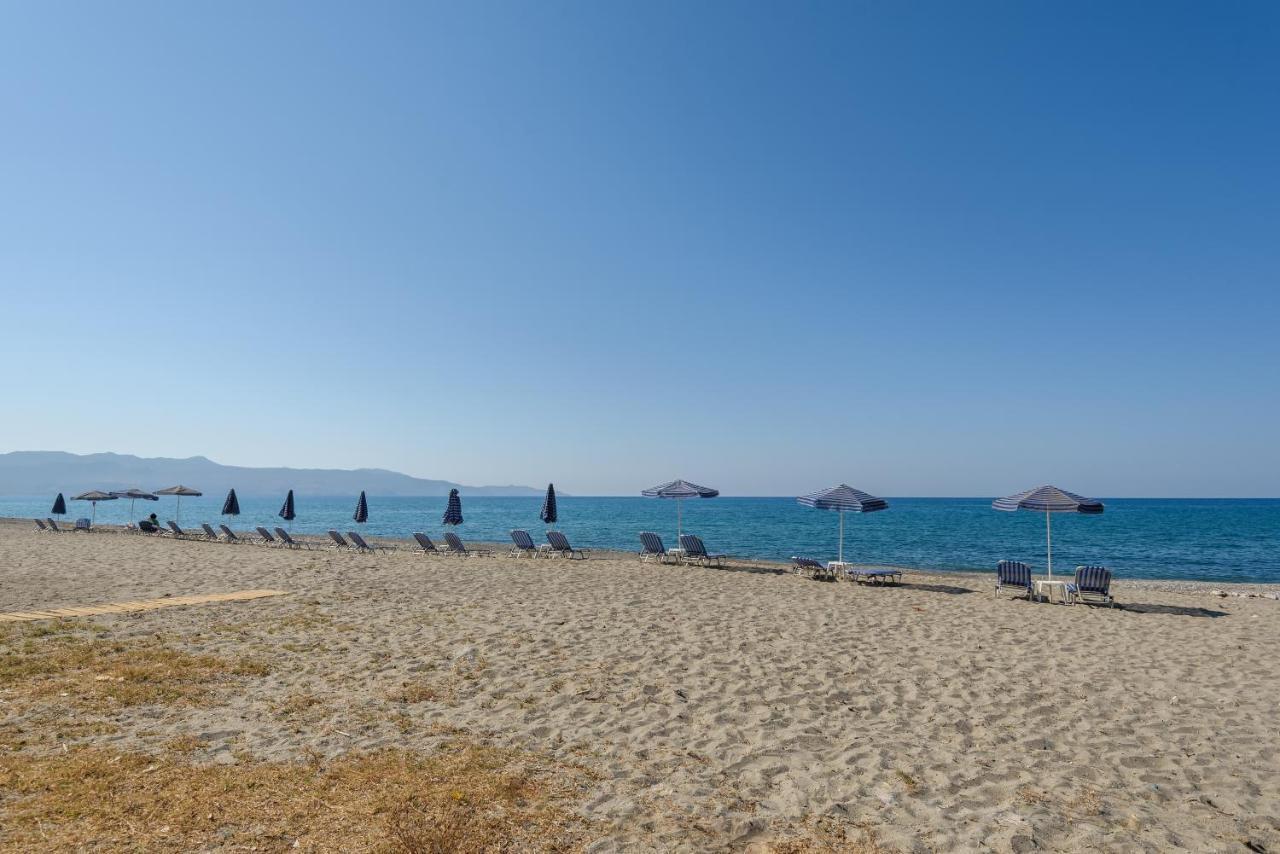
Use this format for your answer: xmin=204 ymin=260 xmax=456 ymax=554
xmin=139 ymin=513 xmax=161 ymax=533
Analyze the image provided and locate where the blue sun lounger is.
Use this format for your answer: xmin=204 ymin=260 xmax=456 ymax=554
xmin=546 ymin=530 xmax=588 ymax=559
xmin=509 ymin=529 xmax=539 ymax=558
xmin=638 ymin=532 xmax=673 ymax=563
xmin=1066 ymin=565 xmax=1115 ymax=607
xmin=792 ymin=557 xmax=836 ymax=581
xmin=995 ymin=560 xmax=1034 ymax=599
xmin=679 ymin=534 xmax=726 ymax=567
xmin=844 ymin=566 xmax=903 ymax=585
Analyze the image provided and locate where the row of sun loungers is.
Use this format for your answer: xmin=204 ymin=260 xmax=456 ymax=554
xmin=31 ymin=517 xmax=1116 ymax=601
xmin=637 ymin=532 xmax=726 ymax=566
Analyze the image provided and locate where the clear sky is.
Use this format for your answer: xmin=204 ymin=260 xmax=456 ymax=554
xmin=1 ymin=2 xmax=1276 ymax=496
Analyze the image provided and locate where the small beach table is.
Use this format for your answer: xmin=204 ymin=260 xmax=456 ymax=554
xmin=1033 ymin=578 xmax=1071 ymax=604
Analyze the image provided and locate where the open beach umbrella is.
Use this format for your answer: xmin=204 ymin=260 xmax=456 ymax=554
xmin=442 ymin=489 xmax=463 ymax=526
xmin=221 ymin=489 xmax=241 ymax=517
xmin=798 ymin=485 xmax=889 ymax=564
xmin=155 ymin=485 xmax=202 ymax=526
xmin=642 ymin=479 xmax=719 ymax=543
xmin=73 ymin=490 xmax=117 ymax=526
xmin=51 ymin=493 xmax=67 ymax=517
xmin=353 ymin=491 xmax=368 ymax=525
xmin=278 ymin=490 xmax=296 ymax=529
xmin=993 ymin=485 xmax=1103 ymax=580
xmin=540 ymin=484 xmax=557 ymax=529
xmin=110 ymin=488 xmax=159 ymax=521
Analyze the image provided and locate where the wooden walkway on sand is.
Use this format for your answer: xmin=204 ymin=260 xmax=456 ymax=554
xmin=0 ymin=590 xmax=288 ymax=622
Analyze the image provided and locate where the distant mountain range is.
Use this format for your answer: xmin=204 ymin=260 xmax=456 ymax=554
xmin=0 ymin=452 xmax=545 ymax=497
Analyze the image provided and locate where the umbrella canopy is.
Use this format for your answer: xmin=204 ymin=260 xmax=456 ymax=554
xmin=51 ymin=493 xmax=66 ymax=516
xmin=442 ymin=489 xmax=463 ymax=526
xmin=994 ymin=485 xmax=1104 ymax=579
xmin=279 ymin=490 xmax=296 ymax=522
xmin=155 ymin=485 xmax=202 ymax=526
xmin=642 ymin=479 xmax=719 ymax=542
xmin=798 ymin=484 xmax=889 ymax=564
xmin=110 ymin=488 xmax=159 ymax=520
xmin=73 ymin=490 xmax=117 ymax=525
xmin=540 ymin=484 xmax=558 ymax=527
xmin=221 ymin=489 xmax=241 ymax=516
xmin=353 ymin=491 xmax=369 ymax=524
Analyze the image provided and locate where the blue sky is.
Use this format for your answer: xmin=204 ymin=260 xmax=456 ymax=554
xmin=1 ymin=2 xmax=1276 ymax=496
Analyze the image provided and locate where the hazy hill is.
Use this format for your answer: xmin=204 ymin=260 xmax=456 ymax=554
xmin=0 ymin=452 xmax=544 ymax=497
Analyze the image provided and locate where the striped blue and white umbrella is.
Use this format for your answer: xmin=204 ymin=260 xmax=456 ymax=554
xmin=798 ymin=484 xmax=889 ymax=564
xmin=442 ymin=489 xmax=463 ymax=526
xmin=642 ymin=479 xmax=719 ymax=543
xmin=353 ymin=491 xmax=369 ymax=525
xmin=994 ymin=485 xmax=1103 ymax=579
xmin=540 ymin=483 xmax=558 ymax=528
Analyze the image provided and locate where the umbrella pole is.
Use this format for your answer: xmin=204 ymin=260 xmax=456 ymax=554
xmin=838 ymin=511 xmax=844 ymax=563
xmin=677 ymin=498 xmax=682 ymax=543
xmin=1046 ymin=510 xmax=1052 ymax=580
xmin=91 ymin=502 xmax=97 ymax=526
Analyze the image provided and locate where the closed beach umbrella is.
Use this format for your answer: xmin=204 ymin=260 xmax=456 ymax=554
xmin=110 ymin=488 xmax=159 ymax=521
xmin=993 ymin=485 xmax=1103 ymax=580
xmin=540 ymin=483 xmax=558 ymax=528
xmin=221 ymin=489 xmax=241 ymax=516
xmin=51 ymin=493 xmax=67 ymax=517
xmin=442 ymin=489 xmax=463 ymax=526
xmin=798 ymin=484 xmax=889 ymax=564
xmin=155 ymin=485 xmax=202 ymax=526
xmin=642 ymin=479 xmax=719 ymax=542
xmin=279 ymin=490 xmax=296 ymax=529
xmin=73 ymin=490 xmax=117 ymax=526
xmin=353 ymin=491 xmax=369 ymax=524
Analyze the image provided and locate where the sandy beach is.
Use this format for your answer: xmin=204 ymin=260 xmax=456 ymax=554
xmin=2 ymin=517 xmax=1278 ymax=852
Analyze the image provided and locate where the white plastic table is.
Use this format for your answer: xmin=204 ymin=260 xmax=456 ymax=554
xmin=1034 ymin=579 xmax=1071 ymax=604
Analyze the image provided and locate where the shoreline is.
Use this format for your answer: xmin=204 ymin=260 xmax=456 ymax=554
xmin=9 ymin=517 xmax=1278 ymax=597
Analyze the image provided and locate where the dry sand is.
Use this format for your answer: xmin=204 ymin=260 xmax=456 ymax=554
xmin=2 ymin=517 xmax=1278 ymax=851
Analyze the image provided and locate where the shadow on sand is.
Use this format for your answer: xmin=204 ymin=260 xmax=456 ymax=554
xmin=1117 ymin=602 xmax=1229 ymax=618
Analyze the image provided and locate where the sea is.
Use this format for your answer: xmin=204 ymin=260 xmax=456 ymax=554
xmin=4 ymin=495 xmax=1278 ymax=584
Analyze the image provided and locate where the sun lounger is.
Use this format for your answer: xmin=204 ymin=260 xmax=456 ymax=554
xmin=792 ymin=556 xmax=837 ymax=581
xmin=256 ymin=526 xmax=280 ymax=546
xmin=995 ymin=560 xmax=1033 ymax=599
xmin=200 ymin=523 xmax=221 ymax=540
xmin=546 ymin=530 xmax=588 ymax=559
xmin=74 ymin=518 xmax=92 ymax=531
xmin=638 ymin=531 xmax=674 ymax=563
xmin=412 ymin=532 xmax=444 ymax=554
xmin=845 ymin=566 xmax=903 ymax=585
xmin=166 ymin=521 xmax=193 ymax=538
xmin=273 ymin=527 xmax=309 ymax=549
xmin=218 ymin=524 xmax=243 ymax=544
xmin=33 ymin=518 xmax=48 ymax=532
xmin=346 ymin=531 xmax=379 ymax=553
xmin=1066 ymin=565 xmax=1115 ymax=607
xmin=45 ymin=518 xmax=62 ymax=533
xmin=443 ymin=532 xmax=492 ymax=557
xmin=509 ymin=529 xmax=538 ymax=557
xmin=678 ymin=534 xmax=726 ymax=567
xmin=328 ymin=530 xmax=351 ymax=550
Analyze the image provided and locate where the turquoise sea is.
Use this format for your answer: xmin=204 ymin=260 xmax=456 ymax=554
xmin=4 ymin=495 xmax=1278 ymax=584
